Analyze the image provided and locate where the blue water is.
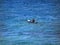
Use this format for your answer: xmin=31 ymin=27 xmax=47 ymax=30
xmin=0 ymin=0 xmax=60 ymax=45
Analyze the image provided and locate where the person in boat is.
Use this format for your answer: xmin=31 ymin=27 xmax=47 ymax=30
xmin=27 ymin=19 xmax=35 ymax=23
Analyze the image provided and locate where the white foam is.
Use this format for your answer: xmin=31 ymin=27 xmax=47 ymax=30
xmin=27 ymin=20 xmax=31 ymax=22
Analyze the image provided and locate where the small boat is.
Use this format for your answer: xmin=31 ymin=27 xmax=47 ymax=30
xmin=27 ymin=19 xmax=36 ymax=23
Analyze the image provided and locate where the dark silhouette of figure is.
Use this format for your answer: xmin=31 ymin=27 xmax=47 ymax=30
xmin=27 ymin=19 xmax=37 ymax=23
xmin=31 ymin=19 xmax=35 ymax=23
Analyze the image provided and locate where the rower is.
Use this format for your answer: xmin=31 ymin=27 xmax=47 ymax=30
xmin=27 ymin=19 xmax=35 ymax=23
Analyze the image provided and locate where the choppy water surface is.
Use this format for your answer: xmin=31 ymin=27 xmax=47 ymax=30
xmin=0 ymin=0 xmax=60 ymax=45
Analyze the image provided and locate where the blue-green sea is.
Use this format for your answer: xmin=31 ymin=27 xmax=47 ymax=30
xmin=0 ymin=0 xmax=60 ymax=45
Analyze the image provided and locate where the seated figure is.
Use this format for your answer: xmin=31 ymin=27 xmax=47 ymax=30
xmin=27 ymin=19 xmax=35 ymax=23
